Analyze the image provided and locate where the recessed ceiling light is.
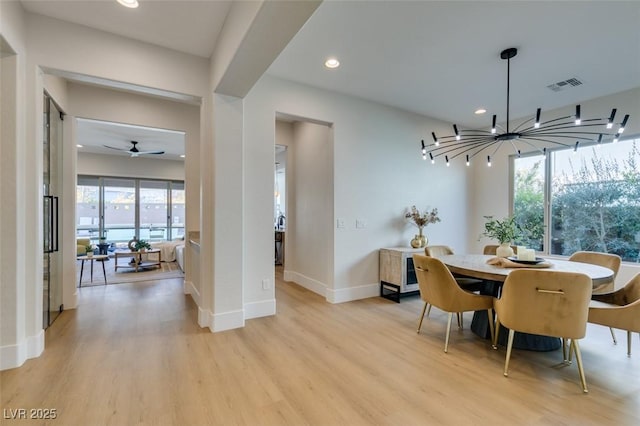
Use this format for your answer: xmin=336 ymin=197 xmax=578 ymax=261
xmin=324 ymin=58 xmax=340 ymax=69
xmin=475 ymin=108 xmax=487 ymax=115
xmin=117 ymin=0 xmax=139 ymax=9
xmin=77 ymin=144 xmax=83 ymax=148
xmin=180 ymin=154 xmax=185 ymax=158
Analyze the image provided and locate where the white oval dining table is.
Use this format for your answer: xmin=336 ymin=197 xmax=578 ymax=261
xmin=433 ymin=254 xmax=614 ymax=287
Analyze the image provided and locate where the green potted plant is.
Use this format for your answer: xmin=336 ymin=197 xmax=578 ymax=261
xmin=482 ymin=215 xmax=520 ymax=257
xmin=85 ymin=244 xmax=95 ymax=258
xmin=134 ymin=239 xmax=151 ymax=252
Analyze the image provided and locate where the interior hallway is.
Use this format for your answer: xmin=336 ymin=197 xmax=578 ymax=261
xmin=1 ymin=271 xmax=639 ymax=425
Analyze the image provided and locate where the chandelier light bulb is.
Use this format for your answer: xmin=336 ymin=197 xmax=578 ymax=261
xmin=431 ymin=132 xmax=439 ymax=147
xmin=607 ymin=108 xmax=617 ymax=129
xmin=487 ymin=156 xmax=491 ymax=167
xmin=618 ymin=114 xmax=629 ymax=133
xmin=575 ymin=105 xmax=581 ymax=125
xmin=421 ymin=140 xmax=426 ymax=154
xmin=466 ymin=155 xmax=470 ymax=166
xmin=613 ymin=134 xmax=620 ymax=143
xmin=429 ymin=152 xmax=435 ymax=164
xmin=491 ymin=115 xmax=497 ymax=134
xmin=445 ymin=155 xmax=450 ymax=167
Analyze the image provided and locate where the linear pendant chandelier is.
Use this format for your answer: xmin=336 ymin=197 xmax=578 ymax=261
xmin=421 ymin=47 xmax=630 ymax=167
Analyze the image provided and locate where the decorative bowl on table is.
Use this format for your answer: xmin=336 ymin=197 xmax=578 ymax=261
xmin=507 ymin=256 xmax=545 ymax=265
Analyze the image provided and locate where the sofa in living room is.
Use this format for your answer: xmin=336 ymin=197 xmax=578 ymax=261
xmin=150 ymin=239 xmax=185 ymax=271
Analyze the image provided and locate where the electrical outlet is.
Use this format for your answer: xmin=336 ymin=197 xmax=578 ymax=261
xmin=337 ymin=218 xmax=345 ymax=229
xmin=262 ymin=278 xmax=271 ymax=290
xmin=356 ymin=219 xmax=367 ymax=229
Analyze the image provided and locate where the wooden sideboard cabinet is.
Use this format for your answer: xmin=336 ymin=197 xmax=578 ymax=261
xmin=379 ymin=247 xmax=423 ymax=302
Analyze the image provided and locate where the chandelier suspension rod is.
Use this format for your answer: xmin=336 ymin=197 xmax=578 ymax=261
xmin=506 ymin=52 xmax=511 ymax=133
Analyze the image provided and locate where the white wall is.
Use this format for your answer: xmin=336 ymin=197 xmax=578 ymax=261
xmin=470 ymin=87 xmax=640 ymax=286
xmin=0 ymin=0 xmax=34 ymax=370
xmin=286 ymin=121 xmax=333 ymax=292
xmin=78 ymin=153 xmax=184 ymax=181
xmin=244 ymin=75 xmax=470 ymax=306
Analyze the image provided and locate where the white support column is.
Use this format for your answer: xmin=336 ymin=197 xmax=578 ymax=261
xmin=211 ymin=93 xmax=244 ymax=330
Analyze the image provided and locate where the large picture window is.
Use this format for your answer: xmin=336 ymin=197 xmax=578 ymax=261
xmin=512 ymin=137 xmax=640 ymax=262
xmin=76 ymin=176 xmax=185 ymax=244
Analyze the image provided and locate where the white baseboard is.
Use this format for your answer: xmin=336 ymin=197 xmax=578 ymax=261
xmin=326 ymin=283 xmax=379 ymax=304
xmin=284 ymin=270 xmax=326 ymax=297
xmin=284 ymin=270 xmax=379 ymax=304
xmin=184 ymin=280 xmax=200 ymax=305
xmin=0 ymin=330 xmax=45 ymax=371
xmin=197 ymin=306 xmax=244 ymax=332
xmin=245 ymin=299 xmax=276 ymax=319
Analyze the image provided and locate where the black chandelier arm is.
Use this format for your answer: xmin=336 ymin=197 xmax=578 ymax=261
xmin=427 ymin=136 xmax=498 ymax=157
xmin=433 ymin=131 xmax=495 ymax=141
xmin=521 ymin=121 xmax=609 ymax=135
xmin=522 ymin=127 xmax=612 ymax=138
xmin=426 ymin=137 xmax=497 ymax=155
xmin=521 ymin=132 xmax=611 ymax=141
xmin=521 ymin=136 xmax=572 ymax=148
xmin=448 ymin=139 xmax=503 ymax=160
xmin=512 ymin=117 xmax=535 ymax=133
xmin=517 ymin=139 xmax=548 ymax=156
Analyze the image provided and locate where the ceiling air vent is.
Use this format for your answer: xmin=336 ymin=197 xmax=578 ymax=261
xmin=547 ymin=77 xmax=583 ymax=92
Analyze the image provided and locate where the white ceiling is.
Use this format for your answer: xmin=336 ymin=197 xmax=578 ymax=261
xmin=20 ymin=0 xmax=232 ymax=58
xmin=76 ymin=118 xmax=185 ymax=160
xmin=22 ymin=1 xmax=640 ymax=132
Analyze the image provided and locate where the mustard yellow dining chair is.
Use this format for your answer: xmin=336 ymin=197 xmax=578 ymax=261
xmin=493 ymin=269 xmax=592 ymax=393
xmin=483 ymin=245 xmax=518 ymax=255
xmin=424 ymin=245 xmax=483 ymax=327
xmin=413 ymin=254 xmax=495 ymax=353
xmin=569 ymin=250 xmax=622 ymax=344
xmin=568 ymin=251 xmax=621 ymax=294
xmin=589 ymin=273 xmax=640 ymax=356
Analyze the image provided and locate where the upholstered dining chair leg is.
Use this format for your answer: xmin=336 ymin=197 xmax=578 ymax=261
xmin=457 ymin=313 xmax=463 ymax=329
xmin=492 ymin=318 xmax=501 ymax=349
xmin=426 ymin=303 xmax=432 ymax=318
xmin=562 ymin=338 xmax=570 ymax=364
xmin=444 ymin=312 xmax=454 ymax=353
xmin=571 ymin=339 xmax=589 ymax=393
xmin=609 ymin=327 xmax=617 ymax=345
xmin=627 ymin=330 xmax=632 ymax=357
xmin=417 ymin=302 xmax=428 ymax=333
xmin=504 ymin=329 xmax=515 ymax=377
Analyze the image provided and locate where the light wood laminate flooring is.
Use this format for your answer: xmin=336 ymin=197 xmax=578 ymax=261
xmin=1 ymin=269 xmax=639 ymax=425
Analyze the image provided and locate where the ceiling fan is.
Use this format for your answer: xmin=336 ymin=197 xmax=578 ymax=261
xmin=103 ymin=141 xmax=165 ymax=157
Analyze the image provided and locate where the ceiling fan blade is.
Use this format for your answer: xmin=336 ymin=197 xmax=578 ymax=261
xmin=136 ymin=150 xmax=165 ymax=155
xmin=103 ymin=145 xmax=127 ymax=151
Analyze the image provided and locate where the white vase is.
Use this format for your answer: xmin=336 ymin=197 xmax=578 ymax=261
xmin=496 ymin=243 xmax=514 ymax=258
